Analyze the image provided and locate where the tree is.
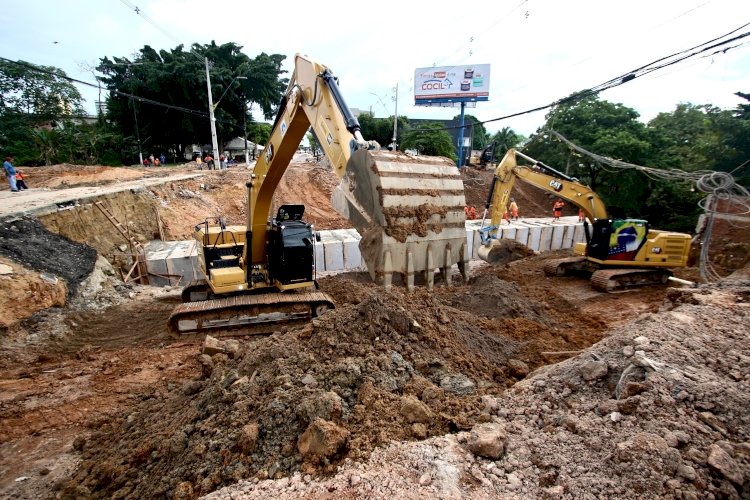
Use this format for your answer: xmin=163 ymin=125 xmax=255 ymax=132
xmin=401 ymin=122 xmax=456 ymax=161
xmin=521 ymin=94 xmax=704 ymax=230
xmin=489 ymin=127 xmax=523 ymax=156
xmin=452 ymin=114 xmax=489 ymax=150
xmin=0 ymin=59 xmax=85 ymax=164
xmin=97 ymin=42 xmax=287 ymax=163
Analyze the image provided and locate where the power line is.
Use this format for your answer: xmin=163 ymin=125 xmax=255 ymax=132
xmin=406 ymin=22 xmax=750 ymax=134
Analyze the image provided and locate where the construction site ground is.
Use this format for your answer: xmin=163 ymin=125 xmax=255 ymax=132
xmin=0 ymin=157 xmax=748 ymax=499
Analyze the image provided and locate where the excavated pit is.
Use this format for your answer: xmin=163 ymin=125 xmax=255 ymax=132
xmin=0 ymin=160 xmax=748 ymax=499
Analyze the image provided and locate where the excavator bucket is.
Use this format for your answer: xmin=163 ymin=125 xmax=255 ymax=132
xmin=332 ymin=150 xmax=468 ymax=290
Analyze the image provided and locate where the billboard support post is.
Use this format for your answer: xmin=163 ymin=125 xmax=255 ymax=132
xmin=457 ymin=102 xmax=466 ymax=169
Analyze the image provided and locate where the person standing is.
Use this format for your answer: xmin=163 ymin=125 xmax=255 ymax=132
xmin=509 ymin=198 xmax=519 ymax=221
xmin=3 ymin=155 xmax=19 ymax=192
xmin=578 ymin=207 xmax=585 ymax=222
xmin=219 ymin=154 xmax=226 ymax=170
xmin=552 ymin=198 xmax=565 ymax=221
xmin=15 ymin=169 xmax=28 ymax=189
xmin=159 ymin=153 xmax=166 ymax=165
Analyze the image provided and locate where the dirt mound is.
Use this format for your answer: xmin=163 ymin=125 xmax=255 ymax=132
xmin=60 ymin=269 xmax=607 ymax=498
xmin=207 ymin=273 xmax=750 ymax=499
xmin=0 ymin=216 xmax=97 ymax=299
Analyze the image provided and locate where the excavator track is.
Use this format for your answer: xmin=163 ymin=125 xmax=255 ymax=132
xmin=169 ymin=290 xmax=334 ymax=336
xmin=543 ymin=257 xmax=589 ymax=277
xmin=590 ymin=268 xmax=672 ymax=292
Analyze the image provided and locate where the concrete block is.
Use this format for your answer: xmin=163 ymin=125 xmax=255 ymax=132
xmin=314 ymin=239 xmax=325 ymax=272
xmin=341 ymin=230 xmax=362 ymax=270
xmin=562 ymin=224 xmax=576 ymax=248
xmin=514 ymin=226 xmax=529 ymax=246
xmin=500 ymin=226 xmax=516 ymax=241
xmin=465 ymin=227 xmax=475 ymax=259
xmin=527 ymin=226 xmax=542 ymax=252
xmin=551 ymin=224 xmax=566 ymax=250
xmin=577 ymin=223 xmax=588 ymax=243
xmin=322 ymin=233 xmax=344 ymax=271
xmin=540 ymin=226 xmax=553 ymax=252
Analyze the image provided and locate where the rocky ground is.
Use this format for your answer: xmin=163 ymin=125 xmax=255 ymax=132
xmin=0 ymin=159 xmax=747 ymax=499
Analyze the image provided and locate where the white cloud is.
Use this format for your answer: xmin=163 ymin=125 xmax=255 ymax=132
xmin=3 ymin=0 xmax=749 ymax=137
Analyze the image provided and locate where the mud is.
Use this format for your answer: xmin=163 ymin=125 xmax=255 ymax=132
xmin=0 ymin=216 xmax=97 ymax=299
xmin=0 ymin=161 xmax=748 ymax=500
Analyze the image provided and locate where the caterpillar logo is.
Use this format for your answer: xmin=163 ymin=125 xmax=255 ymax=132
xmin=549 ymin=180 xmax=563 ymax=191
xmin=264 ymin=144 xmax=274 ymax=163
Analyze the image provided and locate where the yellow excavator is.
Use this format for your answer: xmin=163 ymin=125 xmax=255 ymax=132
xmin=169 ymin=54 xmax=468 ymax=335
xmin=478 ymin=149 xmax=692 ymax=291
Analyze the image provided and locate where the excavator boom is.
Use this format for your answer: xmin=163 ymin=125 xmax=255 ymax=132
xmin=248 ymin=54 xmax=467 ymax=290
xmin=170 ymin=55 xmax=468 ymax=335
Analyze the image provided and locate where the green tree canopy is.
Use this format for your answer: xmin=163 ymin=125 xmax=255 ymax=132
xmin=401 ymin=122 xmax=456 ymax=161
xmin=357 ymin=112 xmax=409 ymax=148
xmin=0 ymin=59 xmax=88 ymax=164
xmin=523 ymin=94 xmax=702 ymax=231
xmin=489 ymin=127 xmax=523 ymax=156
xmin=97 ymin=42 xmax=287 ymax=162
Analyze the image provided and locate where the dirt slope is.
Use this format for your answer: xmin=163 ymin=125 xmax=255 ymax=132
xmin=0 ymin=161 xmax=747 ymax=499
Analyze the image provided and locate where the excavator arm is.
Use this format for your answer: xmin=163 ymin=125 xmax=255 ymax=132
xmin=246 ymin=54 xmax=468 ymax=290
xmin=477 ymin=148 xmax=691 ymax=291
xmin=481 ymin=148 xmax=608 ymax=241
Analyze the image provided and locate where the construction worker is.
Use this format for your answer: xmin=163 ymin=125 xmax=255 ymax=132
xmin=553 ymin=198 xmax=565 ymax=221
xmin=464 ymin=205 xmax=470 ymax=218
xmin=15 ymin=169 xmax=28 ymax=190
xmin=468 ymin=205 xmax=477 ymax=220
xmin=578 ymin=207 xmax=585 ymax=222
xmin=503 ymin=209 xmax=510 ymax=224
xmin=509 ymin=198 xmax=519 ymax=221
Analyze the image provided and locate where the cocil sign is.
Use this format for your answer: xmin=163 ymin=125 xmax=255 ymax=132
xmin=414 ymin=64 xmax=491 ymax=105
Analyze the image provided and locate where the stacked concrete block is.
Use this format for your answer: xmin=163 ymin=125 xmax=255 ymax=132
xmin=551 ymin=224 xmax=566 ymax=250
xmin=145 ymin=240 xmax=198 ymax=287
xmin=146 ymin=217 xmax=586 ymax=283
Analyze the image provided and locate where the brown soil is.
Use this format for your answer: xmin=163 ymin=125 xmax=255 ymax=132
xmin=0 ymin=160 xmax=747 ymax=499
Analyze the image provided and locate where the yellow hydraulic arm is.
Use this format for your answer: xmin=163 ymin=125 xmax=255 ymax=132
xmin=481 ymin=148 xmax=608 ymax=242
xmin=245 ymin=54 xmax=468 ymax=290
xmin=245 ymin=54 xmax=372 ymax=268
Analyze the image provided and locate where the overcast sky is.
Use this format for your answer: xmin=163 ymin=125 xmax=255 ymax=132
xmin=4 ymin=0 xmax=750 ymax=137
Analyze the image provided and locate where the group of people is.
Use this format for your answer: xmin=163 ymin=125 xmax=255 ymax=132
xmin=463 ymin=197 xmax=586 ymax=223
xmin=143 ymin=153 xmax=166 ymax=167
xmin=552 ymin=198 xmax=586 ymax=222
xmin=3 ymin=156 xmax=28 ymax=192
xmin=196 ymin=153 xmax=233 ymax=171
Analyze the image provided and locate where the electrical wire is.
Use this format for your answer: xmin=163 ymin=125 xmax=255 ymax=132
xmin=406 ymin=22 xmax=750 ymax=134
xmin=547 ymin=129 xmax=750 ymax=282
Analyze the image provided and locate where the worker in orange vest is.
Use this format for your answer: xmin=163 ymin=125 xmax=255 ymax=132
xmin=552 ymin=198 xmax=565 ymax=221
xmin=578 ymin=207 xmax=585 ymax=222
xmin=509 ymin=198 xmax=519 ymax=221
xmin=468 ymin=205 xmax=477 ymax=220
xmin=15 ymin=170 xmax=28 ymax=190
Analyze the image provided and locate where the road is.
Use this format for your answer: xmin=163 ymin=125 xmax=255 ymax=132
xmin=0 ymin=173 xmax=202 ymax=218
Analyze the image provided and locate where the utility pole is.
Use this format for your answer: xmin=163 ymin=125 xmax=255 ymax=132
xmin=392 ymin=83 xmax=398 ymax=150
xmin=205 ymin=58 xmax=220 ymax=165
xmin=243 ymin=101 xmax=249 ymax=166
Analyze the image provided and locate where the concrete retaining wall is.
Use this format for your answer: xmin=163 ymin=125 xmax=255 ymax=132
xmin=145 ymin=216 xmax=585 ymax=282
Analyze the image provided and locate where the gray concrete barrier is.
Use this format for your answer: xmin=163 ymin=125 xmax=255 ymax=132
xmin=145 ymin=216 xmax=585 ymax=281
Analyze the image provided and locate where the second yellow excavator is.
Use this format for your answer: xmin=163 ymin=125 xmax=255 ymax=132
xmin=169 ymin=54 xmax=468 ymax=335
xmin=478 ymin=149 xmax=692 ymax=291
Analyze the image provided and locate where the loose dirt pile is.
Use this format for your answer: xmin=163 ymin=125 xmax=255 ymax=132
xmin=207 ymin=270 xmax=750 ymax=499
xmin=59 ymin=266 xmax=608 ymax=499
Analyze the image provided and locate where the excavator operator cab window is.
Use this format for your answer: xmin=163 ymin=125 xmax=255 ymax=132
xmin=275 ymin=204 xmax=305 ymax=222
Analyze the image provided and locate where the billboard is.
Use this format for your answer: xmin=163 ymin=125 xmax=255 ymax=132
xmin=414 ymin=64 xmax=491 ymax=105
